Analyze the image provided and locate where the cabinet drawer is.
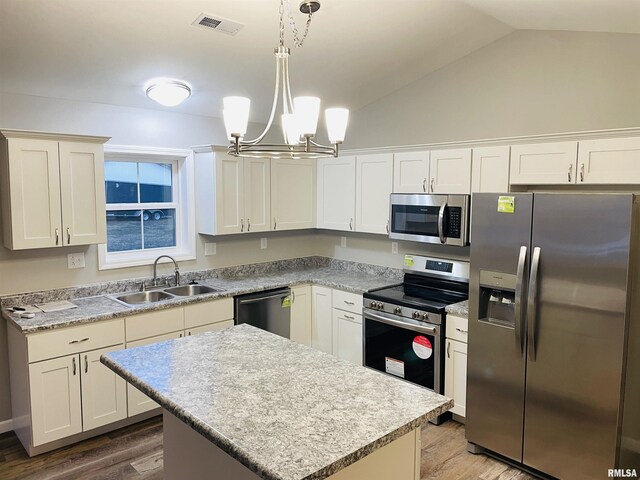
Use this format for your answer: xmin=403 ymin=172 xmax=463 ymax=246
xmin=187 ymin=319 xmax=234 ymax=337
xmin=184 ymin=298 xmax=233 ymax=329
xmin=331 ymin=290 xmax=362 ymax=315
xmin=126 ymin=308 xmax=184 ymax=342
xmin=27 ymin=319 xmax=124 ymax=363
xmin=446 ymin=315 xmax=468 ymax=343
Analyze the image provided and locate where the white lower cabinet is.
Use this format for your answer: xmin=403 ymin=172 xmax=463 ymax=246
xmin=186 ymin=319 xmax=234 ymax=337
xmin=290 ymin=285 xmax=312 ymax=346
xmin=445 ymin=314 xmax=468 ymax=418
xmin=333 ymin=310 xmax=362 ymax=366
xmin=311 ymin=286 xmax=333 ymax=354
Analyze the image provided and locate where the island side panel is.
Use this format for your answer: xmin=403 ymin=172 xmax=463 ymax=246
xmin=163 ymin=411 xmax=261 ymax=480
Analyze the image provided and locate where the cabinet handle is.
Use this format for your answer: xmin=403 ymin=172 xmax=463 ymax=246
xmin=455 ymin=327 xmax=468 ymax=334
xmin=344 ymin=300 xmax=355 ymax=306
xmin=72 ymin=357 xmax=77 ymax=376
xmin=422 ymin=178 xmax=427 ymax=192
xmin=568 ymin=163 xmax=573 ymax=183
xmin=580 ymin=163 xmax=585 ymax=182
xmin=343 ymin=314 xmax=355 ymax=320
xmin=447 ymin=342 xmax=451 ymax=359
xmin=273 ymin=218 xmax=277 ymax=230
xmin=291 ymin=290 xmax=296 ymax=304
xmin=55 ymin=228 xmax=59 ymax=245
xmin=247 ymin=219 xmax=251 ymax=232
xmin=179 ymin=333 xmax=183 ymax=338
xmin=188 ymin=331 xmax=191 ymax=336
xmin=67 ymin=228 xmax=71 ymax=244
xmin=240 ymin=218 xmax=244 ymax=233
xmin=349 ymin=218 xmax=353 ymax=231
xmin=386 ymin=221 xmax=389 ymax=234
xmin=430 ymin=178 xmax=435 ymax=192
xmin=69 ymin=337 xmax=90 ymax=344
xmin=84 ymin=354 xmax=88 ymax=373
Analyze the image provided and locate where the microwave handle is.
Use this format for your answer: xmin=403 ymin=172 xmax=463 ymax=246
xmin=438 ymin=202 xmax=447 ymax=244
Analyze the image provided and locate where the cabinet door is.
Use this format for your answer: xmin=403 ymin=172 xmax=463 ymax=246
xmin=184 ymin=298 xmax=234 ymax=329
xmin=59 ymin=141 xmax=106 ymax=246
xmin=471 ymin=146 xmax=510 ymax=193
xmin=429 ymin=148 xmax=472 ymax=194
xmin=510 ymin=141 xmax=578 ymax=185
xmin=311 ymin=286 xmax=333 ymax=354
xmin=393 ymin=151 xmax=429 ymax=193
xmin=215 ymin=154 xmax=244 ymax=235
xmin=355 ymin=154 xmax=393 ymax=234
xmin=29 ymin=354 xmax=82 ymax=446
xmin=290 ymin=285 xmax=312 ymax=346
xmin=4 ymin=138 xmax=62 ymax=249
xmin=81 ymin=345 xmax=127 ymax=431
xmin=244 ymin=157 xmax=270 ymax=232
xmin=444 ymin=339 xmax=468 ymax=417
xmin=126 ymin=331 xmax=183 ymax=417
xmin=577 ymin=137 xmax=640 ymax=184
xmin=333 ymin=310 xmax=363 ymax=365
xmin=271 ymin=158 xmax=315 ymax=230
xmin=317 ymin=156 xmax=356 ymax=231
xmin=186 ymin=319 xmax=234 ymax=337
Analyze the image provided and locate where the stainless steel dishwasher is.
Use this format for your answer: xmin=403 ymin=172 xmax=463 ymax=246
xmin=234 ymin=287 xmax=292 ymax=339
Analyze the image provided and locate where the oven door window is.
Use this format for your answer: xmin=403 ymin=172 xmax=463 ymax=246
xmin=364 ymin=316 xmax=437 ymax=391
xmin=391 ymin=204 xmax=442 ymax=238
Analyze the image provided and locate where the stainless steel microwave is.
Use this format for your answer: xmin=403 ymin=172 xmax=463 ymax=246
xmin=389 ymin=194 xmax=470 ymax=246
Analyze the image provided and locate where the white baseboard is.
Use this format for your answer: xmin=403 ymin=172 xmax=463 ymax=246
xmin=0 ymin=418 xmax=13 ymax=434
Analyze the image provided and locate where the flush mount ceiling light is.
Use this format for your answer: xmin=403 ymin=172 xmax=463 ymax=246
xmin=145 ymin=79 xmax=191 ymax=107
xmin=223 ymin=0 xmax=349 ymax=159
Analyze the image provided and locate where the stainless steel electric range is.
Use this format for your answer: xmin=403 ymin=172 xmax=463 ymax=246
xmin=363 ymin=255 xmax=469 ymax=424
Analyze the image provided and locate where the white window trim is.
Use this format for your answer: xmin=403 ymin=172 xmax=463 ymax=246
xmin=98 ymin=145 xmax=196 ymax=270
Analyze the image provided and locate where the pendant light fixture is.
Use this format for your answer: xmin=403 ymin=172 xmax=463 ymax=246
xmin=223 ymin=0 xmax=349 ymax=159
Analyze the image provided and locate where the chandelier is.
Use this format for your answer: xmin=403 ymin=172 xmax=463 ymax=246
xmin=223 ymin=0 xmax=349 ymax=159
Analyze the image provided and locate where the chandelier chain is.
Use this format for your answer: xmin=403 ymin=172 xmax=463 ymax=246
xmin=280 ymin=0 xmax=313 ymax=48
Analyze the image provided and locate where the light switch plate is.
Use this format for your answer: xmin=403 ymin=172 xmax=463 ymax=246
xmin=341 ymin=236 xmax=347 ymax=248
xmin=391 ymin=242 xmax=398 ymax=254
xmin=67 ymin=252 xmax=85 ymax=269
xmin=260 ymin=238 xmax=267 ymax=249
xmin=205 ymin=242 xmax=217 ymax=256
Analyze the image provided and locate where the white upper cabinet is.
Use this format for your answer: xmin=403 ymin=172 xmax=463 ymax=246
xmin=577 ymin=137 xmax=640 ymax=185
xmin=471 ymin=146 xmax=511 ymax=193
xmin=271 ymin=158 xmax=315 ymax=230
xmin=393 ymin=151 xmax=430 ymax=193
xmin=0 ymin=131 xmax=108 ymax=250
xmin=317 ymin=156 xmax=356 ymax=231
xmin=429 ymin=148 xmax=472 ymax=194
xmin=510 ymin=141 xmax=578 ymax=185
xmin=195 ymin=147 xmax=270 ymax=235
xmin=355 ymin=153 xmax=393 ymax=234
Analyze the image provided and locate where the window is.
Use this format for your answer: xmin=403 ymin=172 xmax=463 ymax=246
xmin=98 ymin=146 xmax=195 ymax=270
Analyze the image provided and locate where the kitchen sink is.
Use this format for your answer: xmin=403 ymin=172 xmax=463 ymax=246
xmin=112 ymin=290 xmax=175 ymax=306
xmin=164 ymin=285 xmax=220 ymax=296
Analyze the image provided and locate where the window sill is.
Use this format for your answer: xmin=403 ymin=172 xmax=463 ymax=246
xmin=98 ymin=247 xmax=196 ymax=271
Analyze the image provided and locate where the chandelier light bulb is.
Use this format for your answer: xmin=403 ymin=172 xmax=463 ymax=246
xmin=223 ymin=96 xmax=251 ymax=140
xmin=145 ymin=79 xmax=191 ymax=107
xmin=293 ymin=96 xmax=321 ymax=137
xmin=282 ymin=113 xmax=301 ymax=145
xmin=325 ymin=108 xmax=349 ymax=144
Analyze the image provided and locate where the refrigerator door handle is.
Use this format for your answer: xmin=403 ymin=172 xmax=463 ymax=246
xmin=514 ymin=245 xmax=528 ymax=354
xmin=438 ymin=202 xmax=447 ymax=244
xmin=527 ymin=247 xmax=541 ymax=362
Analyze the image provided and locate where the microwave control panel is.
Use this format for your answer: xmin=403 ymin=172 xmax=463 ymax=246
xmin=448 ymin=207 xmax=462 ymax=238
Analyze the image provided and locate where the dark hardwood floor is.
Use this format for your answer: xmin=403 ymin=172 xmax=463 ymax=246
xmin=0 ymin=417 xmax=534 ymax=479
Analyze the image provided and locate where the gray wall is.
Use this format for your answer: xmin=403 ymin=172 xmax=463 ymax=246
xmin=345 ymin=30 xmax=640 ymax=149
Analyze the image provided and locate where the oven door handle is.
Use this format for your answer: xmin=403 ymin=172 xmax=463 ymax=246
xmin=438 ymin=202 xmax=447 ymax=244
xmin=365 ymin=312 xmax=437 ymax=335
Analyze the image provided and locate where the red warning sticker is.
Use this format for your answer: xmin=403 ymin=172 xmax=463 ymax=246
xmin=412 ymin=335 xmax=433 ymax=359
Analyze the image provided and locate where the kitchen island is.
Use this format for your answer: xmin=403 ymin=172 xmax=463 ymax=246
xmin=101 ymin=324 xmax=452 ymax=480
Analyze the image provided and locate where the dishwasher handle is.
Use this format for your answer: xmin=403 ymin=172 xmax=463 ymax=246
xmin=237 ymin=291 xmax=290 ymax=305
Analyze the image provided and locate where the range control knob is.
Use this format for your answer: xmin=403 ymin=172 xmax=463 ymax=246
xmin=421 ymin=312 xmax=428 ymax=321
xmin=369 ymin=301 xmax=376 ymax=309
xmin=394 ymin=307 xmax=402 ymax=315
xmin=412 ymin=311 xmax=420 ymax=319
xmin=377 ymin=302 xmax=385 ymax=310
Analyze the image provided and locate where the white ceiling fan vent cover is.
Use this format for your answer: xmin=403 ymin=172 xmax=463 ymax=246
xmin=192 ymin=13 xmax=244 ymax=36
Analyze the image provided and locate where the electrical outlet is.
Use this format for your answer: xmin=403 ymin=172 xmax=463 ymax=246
xmin=67 ymin=252 xmax=85 ymax=269
xmin=204 ymin=242 xmax=217 ymax=256
xmin=340 ymin=236 xmax=347 ymax=248
xmin=391 ymin=242 xmax=398 ymax=254
xmin=261 ymin=237 xmax=267 ymax=249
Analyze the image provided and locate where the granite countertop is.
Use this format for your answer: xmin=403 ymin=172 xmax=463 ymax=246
xmin=445 ymin=300 xmax=468 ymax=318
xmin=3 ymin=265 xmax=401 ymax=334
xmin=102 ymin=324 xmax=452 ymax=480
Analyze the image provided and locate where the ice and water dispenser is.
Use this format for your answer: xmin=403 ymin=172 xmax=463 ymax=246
xmin=477 ymin=270 xmax=517 ymax=327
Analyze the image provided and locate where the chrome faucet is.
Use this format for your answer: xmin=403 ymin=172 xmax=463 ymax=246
xmin=152 ymin=255 xmax=180 ymax=287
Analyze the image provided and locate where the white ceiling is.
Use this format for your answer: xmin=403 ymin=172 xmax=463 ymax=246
xmin=0 ymin=1 xmax=638 ymax=124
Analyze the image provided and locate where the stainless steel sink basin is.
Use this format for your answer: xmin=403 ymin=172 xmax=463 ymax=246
xmin=112 ymin=290 xmax=175 ymax=306
xmin=164 ymin=285 xmax=220 ymax=296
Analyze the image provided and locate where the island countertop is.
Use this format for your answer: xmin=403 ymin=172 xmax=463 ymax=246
xmin=101 ymin=324 xmax=452 ymax=480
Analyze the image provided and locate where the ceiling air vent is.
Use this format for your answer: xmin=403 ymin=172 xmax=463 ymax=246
xmin=192 ymin=13 xmax=244 ymax=36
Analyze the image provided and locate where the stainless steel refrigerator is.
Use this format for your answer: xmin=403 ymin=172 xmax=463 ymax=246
xmin=467 ymin=193 xmax=640 ymax=479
